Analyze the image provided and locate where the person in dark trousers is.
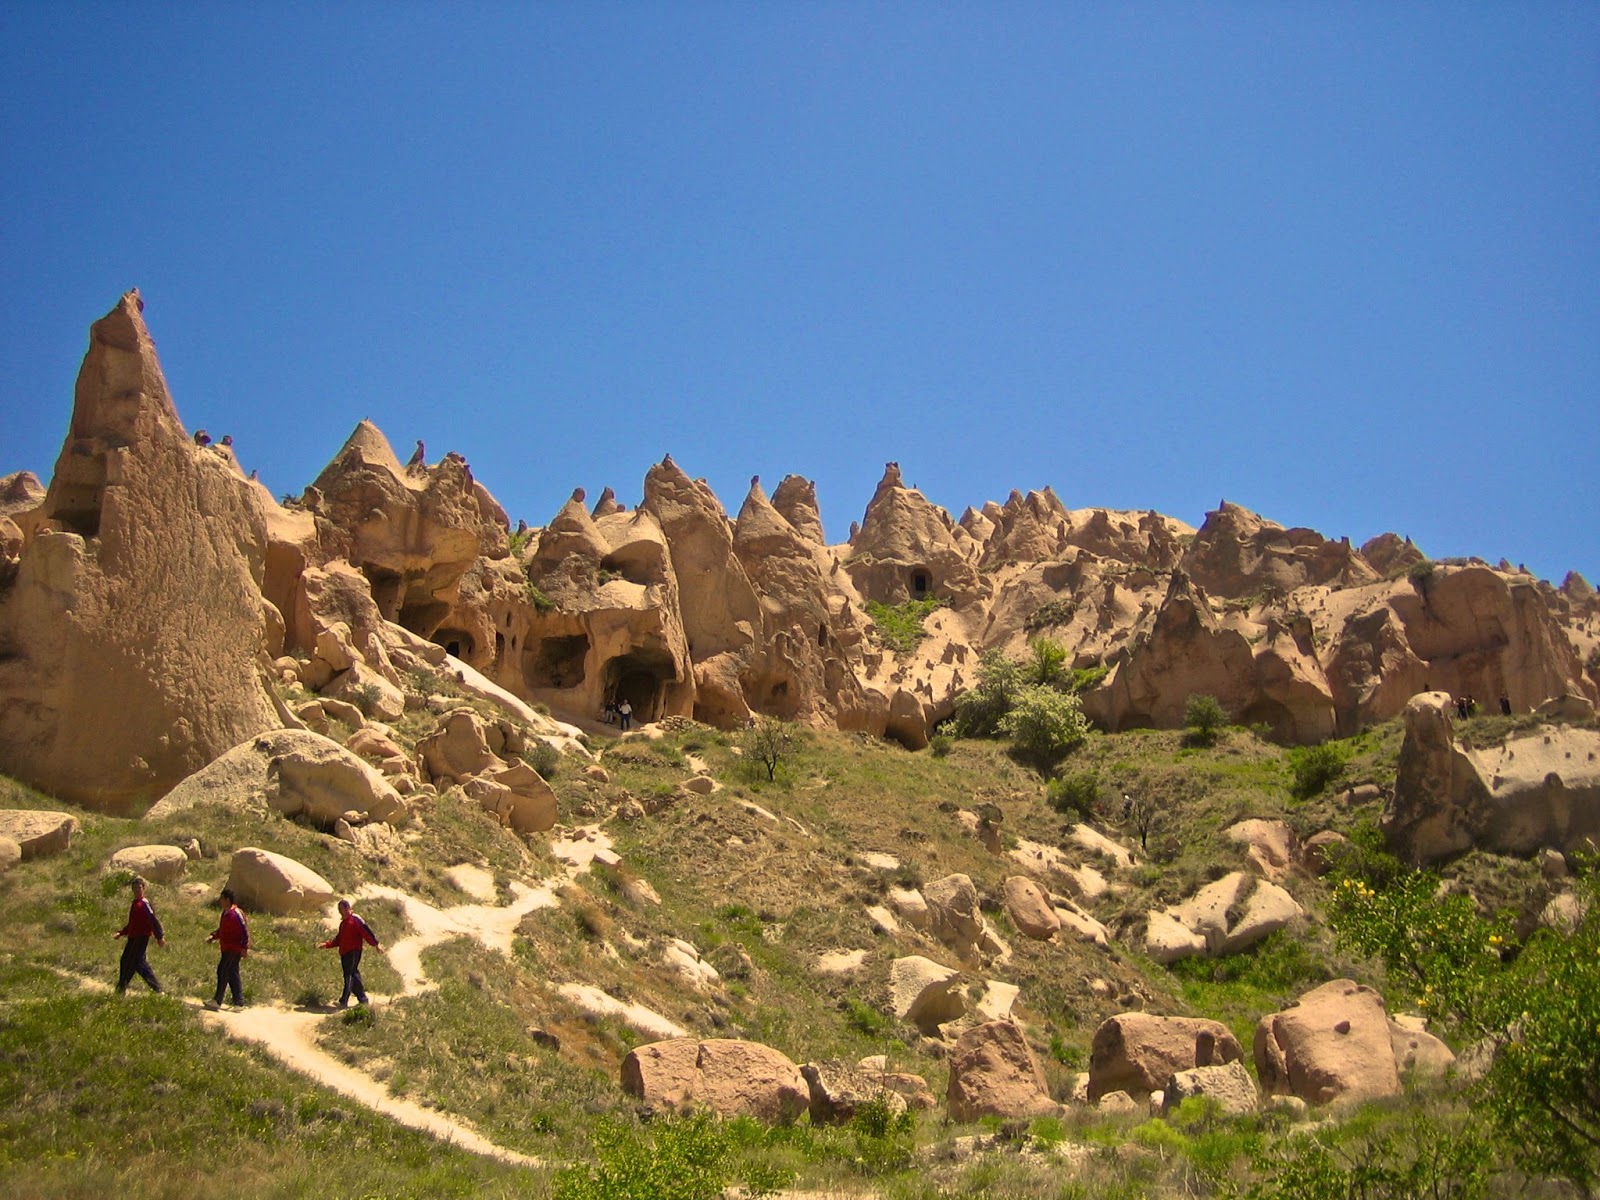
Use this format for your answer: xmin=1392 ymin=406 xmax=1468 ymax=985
xmin=1500 ymin=694 xmax=1512 ymax=716
xmin=618 ymin=699 xmax=633 ymax=730
xmin=206 ymin=888 xmax=249 ymax=1009
xmin=114 ymin=876 xmax=164 ymax=993
xmin=320 ymin=898 xmax=381 ymax=1008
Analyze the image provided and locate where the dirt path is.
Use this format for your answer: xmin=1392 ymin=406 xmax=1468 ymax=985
xmin=143 ymin=826 xmax=625 ymax=1170
xmin=193 ymin=1000 xmax=540 ymax=1167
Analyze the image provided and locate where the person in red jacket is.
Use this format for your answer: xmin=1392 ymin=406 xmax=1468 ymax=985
xmin=320 ymin=898 xmax=381 ymax=1008
xmin=206 ymin=888 xmax=249 ymax=1009
xmin=113 ymin=876 xmax=165 ymax=994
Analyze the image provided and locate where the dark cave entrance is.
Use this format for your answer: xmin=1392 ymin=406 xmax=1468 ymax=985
xmin=525 ymin=634 xmax=589 ymax=690
xmin=604 ymin=648 xmax=676 ymax=723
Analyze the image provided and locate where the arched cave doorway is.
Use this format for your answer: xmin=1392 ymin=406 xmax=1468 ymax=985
xmin=910 ymin=567 xmax=931 ymax=599
xmin=603 ymin=648 xmax=676 ymax=723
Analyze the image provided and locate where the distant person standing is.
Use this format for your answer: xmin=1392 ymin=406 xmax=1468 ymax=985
xmin=206 ymin=888 xmax=249 ymax=1009
xmin=618 ymin=699 xmax=633 ymax=730
xmin=319 ymin=899 xmax=381 ymax=1008
xmin=1500 ymin=694 xmax=1512 ymax=716
xmin=113 ymin=876 xmax=164 ymax=994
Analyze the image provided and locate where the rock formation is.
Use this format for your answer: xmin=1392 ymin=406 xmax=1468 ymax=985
xmin=0 ymin=292 xmax=278 ymax=810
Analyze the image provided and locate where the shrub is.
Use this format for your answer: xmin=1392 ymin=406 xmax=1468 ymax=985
xmin=1183 ymin=694 xmax=1228 ymax=747
xmin=520 ymin=739 xmax=561 ymax=779
xmin=928 ymin=733 xmax=954 ymax=758
xmin=526 ymin=581 xmax=555 ymax=614
xmin=842 ymin=998 xmax=888 ymax=1037
xmin=1407 ymin=559 xmax=1437 ymax=590
xmin=863 ymin=597 xmax=945 ymax=656
xmin=553 ymin=1112 xmax=784 ymax=1200
xmin=1067 ymin=663 xmax=1110 ymax=694
xmin=1024 ymin=598 xmax=1078 ymax=632
xmin=997 ymin=685 xmax=1089 ymax=772
xmin=1028 ymin=636 xmax=1068 ymax=687
xmin=949 ymin=650 xmax=1026 ymax=737
xmin=353 ymin=682 xmax=385 ymax=717
xmin=1288 ymin=741 xmax=1347 ymax=800
xmin=1047 ymin=771 xmax=1101 ymax=821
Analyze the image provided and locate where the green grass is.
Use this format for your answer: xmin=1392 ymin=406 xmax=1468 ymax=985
xmin=864 ymin=597 xmax=947 ymax=655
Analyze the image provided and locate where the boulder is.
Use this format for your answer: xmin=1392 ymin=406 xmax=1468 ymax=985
xmin=1223 ymin=819 xmax=1299 ymax=881
xmin=146 ymin=729 xmax=407 ymax=826
xmin=801 ymin=1060 xmax=908 ymax=1125
xmin=0 ymin=810 xmax=80 ymax=860
xmin=462 ymin=760 xmax=557 ymax=833
xmin=1254 ymin=979 xmax=1401 ymax=1106
xmin=1002 ymin=876 xmax=1062 ymax=940
xmin=417 ymin=709 xmax=502 ymax=783
xmin=1388 ymin=1018 xmax=1456 ymax=1081
xmin=923 ymin=873 xmax=989 ymax=958
xmin=889 ymin=955 xmax=966 ymax=1034
xmin=1301 ymin=831 xmax=1349 ymax=876
xmin=226 ymin=847 xmax=336 ymax=916
xmin=108 ymin=845 xmax=188 ymax=883
xmin=1161 ymin=1061 xmax=1258 ymax=1116
xmin=1146 ymin=872 xmax=1303 ymax=963
xmin=1089 ymin=1014 xmax=1243 ymax=1101
xmin=945 ymin=1021 xmax=1062 ymax=1122
xmin=620 ymin=1038 xmax=807 ymax=1123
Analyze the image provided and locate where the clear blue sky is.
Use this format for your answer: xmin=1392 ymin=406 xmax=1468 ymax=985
xmin=3 ymin=4 xmax=1596 ymax=582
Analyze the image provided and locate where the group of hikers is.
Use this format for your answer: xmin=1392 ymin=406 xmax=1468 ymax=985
xmin=115 ymin=876 xmax=381 ymax=1011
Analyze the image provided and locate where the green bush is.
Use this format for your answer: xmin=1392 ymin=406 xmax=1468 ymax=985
xmin=928 ymin=733 xmax=954 ymax=758
xmin=1288 ymin=741 xmax=1347 ymax=800
xmin=1023 ymin=598 xmax=1078 ymax=632
xmin=1240 ymin=1112 xmax=1492 ymax=1200
xmin=1028 ymin=636 xmax=1068 ymax=687
xmin=553 ymin=1112 xmax=786 ymax=1200
xmin=520 ymin=739 xmax=561 ymax=779
xmin=949 ymin=650 xmax=1026 ymax=738
xmin=526 ymin=581 xmax=555 ymax=614
xmin=1047 ymin=771 xmax=1101 ymax=821
xmin=997 ymin=684 xmax=1089 ymax=772
xmin=863 ymin=597 xmax=945 ymax=656
xmin=1183 ymin=694 xmax=1228 ymax=747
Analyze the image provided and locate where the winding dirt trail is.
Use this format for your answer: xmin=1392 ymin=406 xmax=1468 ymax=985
xmin=177 ymin=827 xmax=624 ymax=1169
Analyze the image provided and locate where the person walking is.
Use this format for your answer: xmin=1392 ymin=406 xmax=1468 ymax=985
xmin=319 ymin=898 xmax=381 ymax=1008
xmin=113 ymin=876 xmax=165 ymax=994
xmin=206 ymin=888 xmax=249 ymax=1009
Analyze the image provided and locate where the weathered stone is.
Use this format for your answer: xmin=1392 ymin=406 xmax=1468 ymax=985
xmin=226 ymin=847 xmax=336 ymax=916
xmin=0 ymin=810 xmax=80 ymax=860
xmin=1255 ymin=980 xmax=1401 ymax=1106
xmin=889 ymin=955 xmax=966 ymax=1034
xmin=1161 ymin=1061 xmax=1258 ymax=1116
xmin=801 ymin=1059 xmax=908 ymax=1124
xmin=945 ymin=1021 xmax=1061 ymax=1122
xmin=1002 ymin=876 xmax=1061 ymax=940
xmin=620 ymin=1038 xmax=807 ymax=1123
xmin=108 ymin=845 xmax=188 ymax=883
xmin=1089 ymin=1014 xmax=1243 ymax=1101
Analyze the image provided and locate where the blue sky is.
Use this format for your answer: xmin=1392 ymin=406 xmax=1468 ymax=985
xmin=3 ymin=4 xmax=1596 ymax=582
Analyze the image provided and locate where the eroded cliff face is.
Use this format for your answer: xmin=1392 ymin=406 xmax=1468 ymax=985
xmin=0 ymin=292 xmax=277 ymax=810
xmin=3 ymin=295 xmax=1595 ymax=781
xmin=1387 ymin=692 xmax=1600 ymax=864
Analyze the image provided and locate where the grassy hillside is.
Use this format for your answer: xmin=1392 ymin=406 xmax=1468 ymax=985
xmin=0 ymin=707 xmax=1586 ymax=1198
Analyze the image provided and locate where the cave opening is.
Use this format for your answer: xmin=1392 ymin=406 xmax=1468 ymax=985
xmin=526 ymin=633 xmax=589 ymax=689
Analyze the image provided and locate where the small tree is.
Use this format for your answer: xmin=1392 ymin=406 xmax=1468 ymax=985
xmin=1028 ymin=637 xmax=1068 ymax=688
xmin=742 ymin=717 xmax=796 ymax=783
xmin=1183 ymin=693 xmax=1228 ymax=747
xmin=997 ymin=684 xmax=1089 ymax=772
xmin=1124 ymin=791 xmax=1166 ymax=850
xmin=949 ymin=650 xmax=1026 ymax=737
